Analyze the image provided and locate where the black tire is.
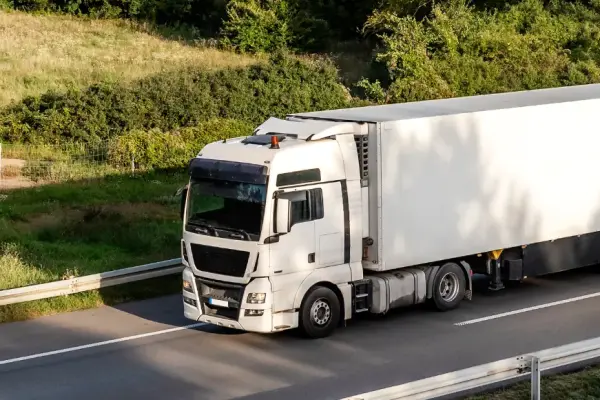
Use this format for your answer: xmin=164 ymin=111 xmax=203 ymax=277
xmin=299 ymin=286 xmax=341 ymax=339
xmin=432 ymin=262 xmax=466 ymax=311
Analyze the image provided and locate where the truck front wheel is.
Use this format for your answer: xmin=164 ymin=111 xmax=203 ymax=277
xmin=299 ymin=286 xmax=340 ymax=339
xmin=432 ymin=262 xmax=466 ymax=311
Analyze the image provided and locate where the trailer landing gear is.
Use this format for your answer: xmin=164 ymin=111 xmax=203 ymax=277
xmin=489 ymin=258 xmax=505 ymax=291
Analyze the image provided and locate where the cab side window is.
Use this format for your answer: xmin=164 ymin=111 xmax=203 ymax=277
xmin=286 ymin=188 xmax=324 ymax=227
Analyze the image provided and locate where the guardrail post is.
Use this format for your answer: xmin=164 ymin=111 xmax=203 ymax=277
xmin=530 ymin=355 xmax=540 ymax=400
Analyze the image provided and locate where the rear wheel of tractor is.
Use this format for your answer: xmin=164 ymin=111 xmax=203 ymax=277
xmin=299 ymin=286 xmax=340 ymax=339
xmin=432 ymin=262 xmax=466 ymax=311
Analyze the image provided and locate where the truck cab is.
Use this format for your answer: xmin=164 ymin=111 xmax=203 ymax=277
xmin=180 ymin=117 xmax=369 ymax=338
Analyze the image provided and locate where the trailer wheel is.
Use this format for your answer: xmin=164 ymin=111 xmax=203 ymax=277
xmin=299 ymin=286 xmax=340 ymax=339
xmin=432 ymin=263 xmax=466 ymax=311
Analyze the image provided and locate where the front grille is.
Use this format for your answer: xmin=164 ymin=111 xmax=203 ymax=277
xmin=190 ymin=243 xmax=249 ymax=277
xmin=196 ymin=278 xmax=245 ymax=321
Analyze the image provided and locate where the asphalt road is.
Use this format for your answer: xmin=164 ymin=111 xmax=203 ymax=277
xmin=2 ymin=268 xmax=600 ymax=400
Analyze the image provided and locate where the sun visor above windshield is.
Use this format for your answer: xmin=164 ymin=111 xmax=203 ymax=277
xmin=189 ymin=157 xmax=268 ymax=185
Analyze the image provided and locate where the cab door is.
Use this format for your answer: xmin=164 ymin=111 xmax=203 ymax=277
xmin=268 ymin=185 xmax=319 ymax=277
xmin=268 ymin=181 xmax=345 ymax=274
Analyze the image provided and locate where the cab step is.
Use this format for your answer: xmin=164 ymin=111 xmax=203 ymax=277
xmin=352 ymin=279 xmax=372 ymax=314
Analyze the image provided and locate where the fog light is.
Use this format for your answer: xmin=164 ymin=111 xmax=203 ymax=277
xmin=245 ymin=309 xmax=264 ymax=317
xmin=183 ymin=297 xmax=197 ymax=307
xmin=183 ymin=279 xmax=194 ymax=293
xmin=247 ymin=293 xmax=266 ymax=304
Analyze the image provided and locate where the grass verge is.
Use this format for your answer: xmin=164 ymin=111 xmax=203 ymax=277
xmin=0 ymin=10 xmax=261 ymax=107
xmin=467 ymin=366 xmax=600 ymax=399
xmin=0 ymin=170 xmax=188 ymax=323
xmin=0 ymin=170 xmax=187 ymax=291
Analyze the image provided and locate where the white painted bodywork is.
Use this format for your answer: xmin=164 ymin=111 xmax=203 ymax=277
xmin=293 ymin=83 xmax=600 ymax=271
xmin=376 ymin=98 xmax=600 ymax=270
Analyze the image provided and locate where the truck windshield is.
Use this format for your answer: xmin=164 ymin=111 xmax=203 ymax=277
xmin=186 ymin=178 xmax=267 ymax=241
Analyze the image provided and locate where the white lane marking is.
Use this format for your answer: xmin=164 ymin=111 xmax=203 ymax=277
xmin=455 ymin=291 xmax=600 ymax=326
xmin=0 ymin=322 xmax=206 ymax=366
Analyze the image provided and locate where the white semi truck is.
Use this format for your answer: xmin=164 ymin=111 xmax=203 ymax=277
xmin=180 ymin=83 xmax=600 ymax=338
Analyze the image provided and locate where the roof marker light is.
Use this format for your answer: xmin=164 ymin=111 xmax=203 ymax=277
xmin=270 ymin=135 xmax=280 ymax=149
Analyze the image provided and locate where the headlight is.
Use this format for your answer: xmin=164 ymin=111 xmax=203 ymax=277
xmin=247 ymin=293 xmax=266 ymax=304
xmin=183 ymin=279 xmax=194 ymax=293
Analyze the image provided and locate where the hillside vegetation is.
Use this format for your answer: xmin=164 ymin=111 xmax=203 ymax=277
xmin=2 ymin=0 xmax=600 ymax=148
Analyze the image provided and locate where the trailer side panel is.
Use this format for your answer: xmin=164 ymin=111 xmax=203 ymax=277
xmin=378 ymin=98 xmax=600 ymax=271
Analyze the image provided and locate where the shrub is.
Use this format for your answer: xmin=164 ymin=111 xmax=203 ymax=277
xmin=220 ymin=0 xmax=295 ymax=53
xmin=361 ymin=0 xmax=600 ymax=103
xmin=219 ymin=0 xmax=379 ymax=53
xmin=0 ymin=53 xmax=350 ymax=144
xmin=107 ymin=119 xmax=254 ymax=169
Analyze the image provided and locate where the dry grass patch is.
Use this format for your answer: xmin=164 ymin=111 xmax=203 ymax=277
xmin=0 ymin=10 xmax=262 ymax=106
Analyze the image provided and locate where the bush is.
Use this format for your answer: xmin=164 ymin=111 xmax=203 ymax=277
xmin=361 ymin=0 xmax=600 ymax=103
xmin=107 ymin=119 xmax=254 ymax=169
xmin=220 ymin=0 xmax=295 ymax=53
xmin=219 ymin=0 xmax=379 ymax=53
xmin=0 ymin=53 xmax=350 ymax=144
xmin=0 ymin=0 xmax=13 ymax=9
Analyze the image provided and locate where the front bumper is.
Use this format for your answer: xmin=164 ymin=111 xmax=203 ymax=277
xmin=182 ymin=268 xmax=297 ymax=333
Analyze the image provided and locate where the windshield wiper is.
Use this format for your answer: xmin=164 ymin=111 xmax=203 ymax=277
xmin=186 ymin=221 xmax=219 ymax=236
xmin=187 ymin=219 xmax=252 ymax=240
xmin=222 ymin=227 xmax=251 ymax=240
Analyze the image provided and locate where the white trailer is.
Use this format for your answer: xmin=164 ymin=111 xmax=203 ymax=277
xmin=180 ymin=83 xmax=600 ymax=338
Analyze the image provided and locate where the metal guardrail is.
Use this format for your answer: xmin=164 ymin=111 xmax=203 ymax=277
xmin=0 ymin=259 xmax=183 ymax=306
xmin=342 ymin=336 xmax=600 ymax=400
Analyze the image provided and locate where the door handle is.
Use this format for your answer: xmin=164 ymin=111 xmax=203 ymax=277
xmin=308 ymin=253 xmax=315 ymax=263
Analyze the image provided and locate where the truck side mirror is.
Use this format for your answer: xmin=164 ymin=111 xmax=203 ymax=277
xmin=275 ymin=198 xmax=291 ymax=234
xmin=179 ymin=186 xmax=188 ymax=221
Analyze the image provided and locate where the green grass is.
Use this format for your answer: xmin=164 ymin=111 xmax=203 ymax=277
xmin=0 ymin=170 xmax=188 ymax=322
xmin=467 ymin=366 xmax=600 ymax=400
xmin=0 ymin=171 xmax=187 ymax=292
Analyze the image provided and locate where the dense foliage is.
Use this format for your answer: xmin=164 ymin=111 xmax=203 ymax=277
xmin=0 ymin=54 xmax=349 ymax=144
xmin=358 ymin=0 xmax=600 ymax=103
xmin=220 ymin=0 xmax=377 ymax=52
xmin=8 ymin=0 xmax=374 ymax=51
xmin=107 ymin=119 xmax=254 ymax=169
